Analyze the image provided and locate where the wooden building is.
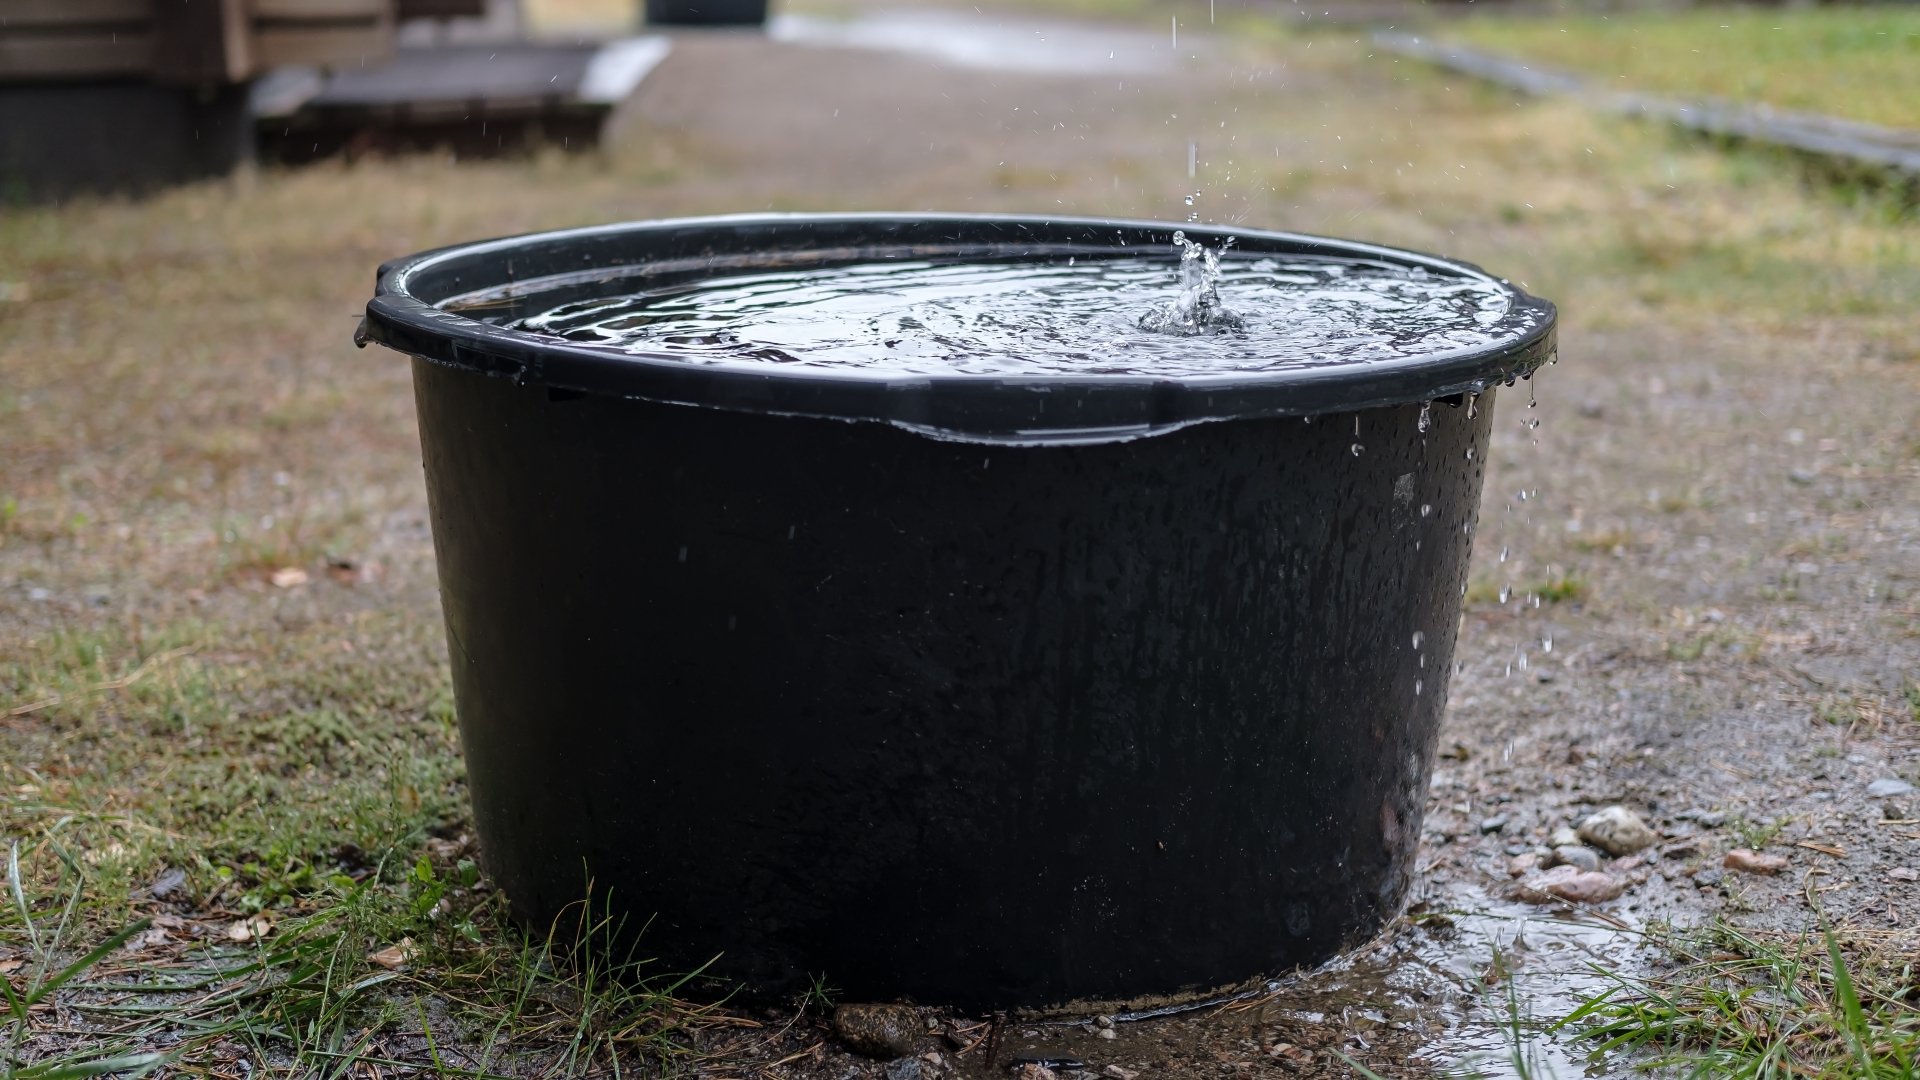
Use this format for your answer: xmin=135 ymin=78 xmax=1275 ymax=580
xmin=0 ymin=0 xmax=478 ymax=197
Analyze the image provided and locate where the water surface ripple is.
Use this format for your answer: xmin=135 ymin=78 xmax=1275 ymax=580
xmin=513 ymin=255 xmax=1521 ymax=377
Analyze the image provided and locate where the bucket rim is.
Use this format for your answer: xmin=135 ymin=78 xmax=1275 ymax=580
xmin=359 ymin=211 xmax=1557 ymax=444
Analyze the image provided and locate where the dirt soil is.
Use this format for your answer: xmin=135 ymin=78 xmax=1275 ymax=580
xmin=2 ymin=2 xmax=1917 ymax=1077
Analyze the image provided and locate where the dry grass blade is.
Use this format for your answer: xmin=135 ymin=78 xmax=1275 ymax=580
xmin=4 ymin=647 xmax=198 ymax=720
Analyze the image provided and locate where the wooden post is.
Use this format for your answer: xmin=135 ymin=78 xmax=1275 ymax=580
xmin=150 ymin=0 xmax=251 ymax=84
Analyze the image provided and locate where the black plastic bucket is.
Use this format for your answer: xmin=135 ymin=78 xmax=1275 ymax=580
xmin=644 ymin=0 xmax=767 ymax=26
xmin=358 ymin=213 xmax=1555 ymax=1010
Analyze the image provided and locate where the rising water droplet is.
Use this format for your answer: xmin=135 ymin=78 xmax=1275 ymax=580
xmin=1137 ymin=232 xmax=1244 ymax=337
xmin=1351 ymin=443 xmax=1364 ymax=456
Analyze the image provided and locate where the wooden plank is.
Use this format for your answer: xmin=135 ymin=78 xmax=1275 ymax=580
xmin=252 ymin=21 xmax=390 ymax=67
xmin=0 ymin=31 xmax=152 ymax=78
xmin=151 ymin=0 xmax=250 ymax=82
xmin=394 ymin=0 xmax=484 ymax=19
xmin=0 ymin=0 xmax=150 ymax=27
xmin=249 ymin=0 xmax=387 ymax=19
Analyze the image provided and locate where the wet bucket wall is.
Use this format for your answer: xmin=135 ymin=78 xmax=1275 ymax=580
xmin=358 ymin=214 xmax=1557 ymax=1010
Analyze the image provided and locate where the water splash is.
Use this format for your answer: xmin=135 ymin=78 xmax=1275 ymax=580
xmin=510 ymin=252 xmax=1521 ymax=375
xmin=1137 ymin=230 xmax=1245 ymax=337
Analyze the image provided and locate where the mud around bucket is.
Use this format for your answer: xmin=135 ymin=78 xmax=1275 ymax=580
xmin=357 ymin=213 xmax=1557 ymax=1010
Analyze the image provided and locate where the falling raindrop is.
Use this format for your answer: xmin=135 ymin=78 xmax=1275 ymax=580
xmin=1499 ymin=546 xmax=1509 ymax=562
xmin=1420 ymin=503 xmax=1432 ymax=517
xmin=1542 ymin=635 xmax=1554 ymax=653
xmin=1351 ymin=443 xmax=1364 ymax=456
xmin=1417 ymin=400 xmax=1432 ymax=433
xmin=1465 ymin=392 xmax=1479 ymax=420
xmin=1414 ymin=679 xmax=1423 ymax=696
xmin=1498 ymin=585 xmax=1512 ymax=604
xmin=1411 ymin=631 xmax=1425 ymax=649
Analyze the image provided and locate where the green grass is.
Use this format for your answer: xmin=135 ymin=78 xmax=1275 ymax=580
xmin=0 ymin=625 xmax=720 ymax=1075
xmin=1467 ymin=574 xmax=1588 ymax=609
xmin=1726 ymin=815 xmax=1787 ymax=853
xmin=1446 ymin=8 xmax=1920 ymax=130
xmin=1559 ymin=921 xmax=1920 ymax=1078
xmin=2 ymin=623 xmax=463 ymax=908
xmin=0 ymin=825 xmax=724 ymax=1077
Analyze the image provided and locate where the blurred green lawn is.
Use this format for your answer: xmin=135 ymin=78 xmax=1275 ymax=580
xmin=1447 ymin=6 xmax=1920 ymax=130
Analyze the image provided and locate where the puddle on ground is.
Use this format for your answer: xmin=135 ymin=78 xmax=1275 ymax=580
xmin=946 ymin=887 xmax=1642 ymax=1079
xmin=767 ymin=10 xmax=1178 ymax=75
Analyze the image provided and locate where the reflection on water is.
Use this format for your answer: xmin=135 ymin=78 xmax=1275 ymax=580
xmin=982 ymin=889 xmax=1638 ymax=1079
xmin=767 ymin=10 xmax=1175 ymax=75
xmin=513 ymin=255 xmax=1523 ymax=377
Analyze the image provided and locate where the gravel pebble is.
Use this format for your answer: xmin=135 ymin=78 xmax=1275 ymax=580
xmin=1509 ymin=864 xmax=1625 ymax=904
xmin=1547 ymin=845 xmax=1602 ymax=872
xmin=1724 ymin=848 xmax=1790 ymax=875
xmin=833 ymin=1005 xmax=923 ymax=1058
xmin=1577 ymin=806 xmax=1659 ymax=855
